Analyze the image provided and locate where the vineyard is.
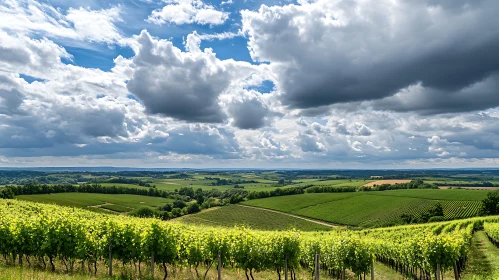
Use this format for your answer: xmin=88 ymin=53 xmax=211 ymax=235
xmin=243 ymin=191 xmax=485 ymax=227
xmin=178 ymin=205 xmax=332 ymax=231
xmin=3 ymin=200 xmax=499 ymax=279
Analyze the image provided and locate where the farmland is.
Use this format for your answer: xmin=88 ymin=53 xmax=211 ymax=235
xmin=177 ymin=204 xmax=333 ymax=231
xmin=2 ymin=170 xmax=498 ymax=228
xmin=243 ymin=189 xmax=488 ymax=227
xmin=16 ymin=193 xmax=172 ymax=213
xmin=363 ymin=179 xmax=412 ymax=187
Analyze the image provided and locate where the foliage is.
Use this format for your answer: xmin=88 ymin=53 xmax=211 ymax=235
xmin=1 ymin=199 xmax=489 ymax=278
xmin=129 ymin=207 xmax=159 ymax=218
xmin=481 ymin=191 xmax=499 ymax=215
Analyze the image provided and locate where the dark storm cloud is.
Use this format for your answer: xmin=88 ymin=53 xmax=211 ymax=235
xmin=371 ymin=76 xmax=499 ymax=114
xmin=242 ymin=0 xmax=499 ymax=113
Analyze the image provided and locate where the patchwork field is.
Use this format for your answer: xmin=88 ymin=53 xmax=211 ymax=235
xmin=16 ymin=193 xmax=172 ymax=213
xmin=177 ymin=204 xmax=333 ymax=231
xmin=292 ymin=179 xmax=375 ymax=188
xmin=243 ymin=189 xmax=488 ymax=227
xmin=363 ymin=179 xmax=412 ymax=186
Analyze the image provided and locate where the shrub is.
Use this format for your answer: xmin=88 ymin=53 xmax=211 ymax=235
xmin=129 ymin=207 xmax=158 ymax=218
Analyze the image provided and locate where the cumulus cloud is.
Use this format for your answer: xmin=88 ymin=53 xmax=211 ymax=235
xmin=241 ymin=0 xmax=499 ymax=113
xmin=126 ymin=30 xmax=229 ymax=123
xmin=225 ymin=89 xmax=273 ymax=129
xmin=147 ymin=0 xmax=229 ymax=25
xmin=0 ymin=0 xmax=124 ymax=45
xmin=127 ymin=30 xmax=261 ymax=124
xmin=1 ymin=0 xmax=499 ymax=168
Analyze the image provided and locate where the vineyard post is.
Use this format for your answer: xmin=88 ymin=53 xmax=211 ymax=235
xmin=436 ymin=263 xmax=441 ymax=280
xmin=371 ymin=260 xmax=374 ymax=280
xmin=108 ymin=244 xmax=112 ymax=277
xmin=218 ymin=250 xmax=222 ymax=280
xmin=284 ymin=258 xmax=288 ymax=280
xmin=314 ymin=253 xmax=320 ymax=280
xmin=151 ymin=253 xmax=155 ymax=278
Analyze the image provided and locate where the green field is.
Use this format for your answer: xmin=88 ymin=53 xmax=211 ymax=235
xmin=370 ymin=189 xmax=491 ymax=200
xmin=243 ymin=189 xmax=487 ymax=227
xmin=291 ymin=179 xmax=374 ymax=188
xmin=178 ymin=205 xmax=332 ymax=231
xmin=16 ymin=193 xmax=172 ymax=212
xmin=98 ymin=183 xmax=150 ymax=189
xmin=148 ymin=178 xmax=279 ymax=192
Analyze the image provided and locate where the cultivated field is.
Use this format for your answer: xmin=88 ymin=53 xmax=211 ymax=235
xmin=16 ymin=193 xmax=172 ymax=213
xmin=363 ymin=179 xmax=412 ymax=186
xmin=178 ymin=204 xmax=332 ymax=231
xmin=243 ymin=189 xmax=488 ymax=227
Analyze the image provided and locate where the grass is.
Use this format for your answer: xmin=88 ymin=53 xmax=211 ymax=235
xmin=243 ymin=189 xmax=485 ymax=227
xmin=0 ymin=259 xmax=403 ymax=280
xmin=462 ymin=231 xmax=499 ymax=279
xmin=178 ymin=205 xmax=332 ymax=231
xmin=16 ymin=193 xmax=172 ymax=211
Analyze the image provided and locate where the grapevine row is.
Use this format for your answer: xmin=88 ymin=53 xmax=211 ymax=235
xmin=0 ymin=200 xmax=489 ymax=279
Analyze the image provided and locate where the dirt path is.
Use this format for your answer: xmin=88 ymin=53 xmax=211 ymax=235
xmin=236 ymin=204 xmax=338 ymax=228
xmin=87 ymin=202 xmax=117 ymax=213
xmin=88 ymin=202 xmax=113 ymax=208
xmin=170 ymin=206 xmax=221 ymax=222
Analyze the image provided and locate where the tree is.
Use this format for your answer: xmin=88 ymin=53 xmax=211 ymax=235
xmin=159 ymin=203 xmax=173 ymax=212
xmin=400 ymin=214 xmax=413 ymax=224
xmin=173 ymin=199 xmax=187 ymax=209
xmin=130 ymin=207 xmax=158 ymax=218
xmin=481 ymin=191 xmax=499 ymax=215
xmin=196 ymin=193 xmax=205 ymax=205
xmin=171 ymin=208 xmax=182 ymax=218
xmin=187 ymin=203 xmax=201 ymax=214
xmin=179 ymin=187 xmax=195 ymax=198
xmin=429 ymin=203 xmax=444 ymax=217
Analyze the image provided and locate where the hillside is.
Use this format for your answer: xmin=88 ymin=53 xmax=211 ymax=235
xmin=242 ymin=189 xmax=488 ymax=227
xmin=4 ymin=199 xmax=499 ymax=279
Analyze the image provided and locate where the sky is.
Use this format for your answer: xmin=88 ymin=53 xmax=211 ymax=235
xmin=0 ymin=0 xmax=498 ymax=168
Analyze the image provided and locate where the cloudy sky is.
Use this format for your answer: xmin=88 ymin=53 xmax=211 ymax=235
xmin=0 ymin=0 xmax=498 ymax=168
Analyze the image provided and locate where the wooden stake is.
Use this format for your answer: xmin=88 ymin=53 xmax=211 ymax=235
xmin=371 ymin=261 xmax=375 ymax=280
xmin=108 ymin=244 xmax=112 ymax=276
xmin=151 ymin=253 xmax=155 ymax=278
xmin=314 ymin=254 xmax=320 ymax=280
xmin=218 ymin=250 xmax=222 ymax=280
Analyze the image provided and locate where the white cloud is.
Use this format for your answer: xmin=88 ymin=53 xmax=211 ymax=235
xmin=147 ymin=0 xmax=229 ymax=25
xmin=0 ymin=0 xmax=124 ymax=45
xmin=126 ymin=30 xmax=262 ymax=124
